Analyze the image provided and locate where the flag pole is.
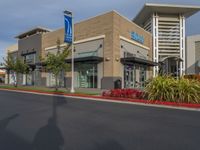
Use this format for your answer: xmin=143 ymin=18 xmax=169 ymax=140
xmin=70 ymin=15 xmax=75 ymax=93
xmin=64 ymin=10 xmax=75 ymax=93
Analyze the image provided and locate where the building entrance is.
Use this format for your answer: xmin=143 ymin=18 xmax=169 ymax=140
xmin=124 ymin=65 xmax=136 ymax=88
xmin=76 ymin=63 xmax=97 ymax=88
xmin=160 ymin=57 xmax=181 ymax=77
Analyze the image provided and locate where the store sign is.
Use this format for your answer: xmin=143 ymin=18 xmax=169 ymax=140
xmin=131 ymin=32 xmax=144 ymax=44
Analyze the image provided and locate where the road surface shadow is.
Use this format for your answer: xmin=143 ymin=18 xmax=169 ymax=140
xmin=0 ymin=114 xmax=33 ymax=150
xmin=0 ymin=114 xmax=19 ymax=134
xmin=94 ymin=140 xmax=125 ymax=150
xmin=32 ymin=95 xmax=66 ymax=150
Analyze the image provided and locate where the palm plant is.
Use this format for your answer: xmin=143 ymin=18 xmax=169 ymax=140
xmin=145 ymin=76 xmax=200 ymax=104
xmin=175 ymin=78 xmax=200 ymax=103
xmin=145 ymin=76 xmax=176 ymax=102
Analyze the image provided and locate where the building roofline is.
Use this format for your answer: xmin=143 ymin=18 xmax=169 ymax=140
xmin=186 ymin=34 xmax=200 ymax=39
xmin=49 ymin=10 xmax=151 ymax=36
xmin=15 ymin=26 xmax=52 ymax=39
xmin=112 ymin=10 xmax=151 ymax=36
xmin=133 ymin=3 xmax=200 ymax=26
xmin=75 ymin=10 xmax=151 ymax=36
xmin=145 ymin=3 xmax=200 ymax=9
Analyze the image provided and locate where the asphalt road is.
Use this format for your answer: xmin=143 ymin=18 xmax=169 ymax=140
xmin=0 ymin=90 xmax=200 ymax=150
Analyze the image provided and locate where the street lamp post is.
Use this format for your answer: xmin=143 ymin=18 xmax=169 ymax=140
xmin=64 ymin=10 xmax=75 ymax=93
xmin=71 ymin=36 xmax=75 ymax=93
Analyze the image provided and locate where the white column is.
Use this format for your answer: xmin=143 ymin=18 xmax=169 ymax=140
xmin=179 ymin=15 xmax=185 ymax=76
xmin=5 ymin=73 xmax=8 ymax=84
xmin=153 ymin=13 xmax=159 ymax=77
xmin=182 ymin=16 xmax=186 ymax=75
xmin=23 ymin=74 xmax=26 ymax=85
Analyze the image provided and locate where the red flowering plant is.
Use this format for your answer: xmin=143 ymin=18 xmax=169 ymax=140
xmin=102 ymin=89 xmax=145 ymax=99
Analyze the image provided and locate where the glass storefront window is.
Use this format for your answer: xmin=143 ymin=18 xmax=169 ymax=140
xmin=139 ymin=65 xmax=147 ymax=88
xmin=24 ymin=53 xmax=36 ymax=64
xmin=47 ymin=71 xmax=65 ymax=87
xmin=76 ymin=63 xmax=97 ymax=88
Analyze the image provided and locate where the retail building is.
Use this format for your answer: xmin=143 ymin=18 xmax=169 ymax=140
xmin=134 ymin=3 xmax=200 ymax=76
xmin=5 ymin=3 xmax=200 ymax=89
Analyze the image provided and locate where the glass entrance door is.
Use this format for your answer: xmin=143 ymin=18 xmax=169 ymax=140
xmin=139 ymin=65 xmax=147 ymax=88
xmin=124 ymin=65 xmax=136 ymax=88
xmin=77 ymin=63 xmax=97 ymax=88
xmin=26 ymin=72 xmax=33 ymax=86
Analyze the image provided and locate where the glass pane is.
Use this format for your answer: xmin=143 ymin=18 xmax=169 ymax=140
xmin=76 ymin=63 xmax=97 ymax=88
xmin=124 ymin=65 xmax=136 ymax=88
xmin=139 ymin=65 xmax=146 ymax=88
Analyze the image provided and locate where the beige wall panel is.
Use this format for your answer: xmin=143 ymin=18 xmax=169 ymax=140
xmin=41 ymin=11 xmax=153 ymax=80
xmin=112 ymin=12 xmax=153 ymax=77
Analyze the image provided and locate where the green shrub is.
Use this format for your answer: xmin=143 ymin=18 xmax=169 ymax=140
xmin=145 ymin=76 xmax=200 ymax=104
xmin=175 ymin=78 xmax=200 ymax=103
xmin=145 ymin=76 xmax=176 ymax=102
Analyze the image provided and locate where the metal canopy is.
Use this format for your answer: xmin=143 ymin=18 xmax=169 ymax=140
xmin=21 ymin=51 xmax=36 ymax=56
xmin=65 ymin=56 xmax=103 ymax=64
xmin=121 ymin=57 xmax=158 ymax=66
xmin=134 ymin=3 xmax=200 ymax=26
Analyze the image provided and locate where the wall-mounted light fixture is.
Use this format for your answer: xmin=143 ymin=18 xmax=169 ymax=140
xmin=105 ymin=57 xmax=110 ymax=61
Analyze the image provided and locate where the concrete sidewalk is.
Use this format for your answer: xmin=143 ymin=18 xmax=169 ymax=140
xmin=0 ymin=84 xmax=104 ymax=95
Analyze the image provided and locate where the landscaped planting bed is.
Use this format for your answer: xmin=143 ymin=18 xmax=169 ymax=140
xmin=102 ymin=89 xmax=145 ymax=99
xmin=102 ymin=76 xmax=200 ymax=105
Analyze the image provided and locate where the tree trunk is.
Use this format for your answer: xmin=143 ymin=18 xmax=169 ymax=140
xmin=55 ymin=75 xmax=58 ymax=91
xmin=7 ymin=70 xmax=10 ymax=85
xmin=15 ymin=73 xmax=18 ymax=87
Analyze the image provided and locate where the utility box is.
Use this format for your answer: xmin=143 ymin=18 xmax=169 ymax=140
xmin=114 ymin=79 xmax=122 ymax=89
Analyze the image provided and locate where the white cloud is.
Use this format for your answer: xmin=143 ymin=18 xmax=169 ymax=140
xmin=0 ymin=0 xmax=200 ymax=63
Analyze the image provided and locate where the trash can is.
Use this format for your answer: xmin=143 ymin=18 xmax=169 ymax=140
xmin=114 ymin=79 xmax=121 ymax=89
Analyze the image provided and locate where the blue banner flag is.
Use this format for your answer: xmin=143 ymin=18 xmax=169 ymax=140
xmin=64 ymin=14 xmax=72 ymax=43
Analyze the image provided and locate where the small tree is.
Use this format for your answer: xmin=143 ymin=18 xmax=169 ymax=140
xmin=13 ymin=58 xmax=29 ymax=87
xmin=3 ymin=54 xmax=15 ymax=84
xmin=3 ymin=54 xmax=29 ymax=87
xmin=44 ymin=39 xmax=71 ymax=91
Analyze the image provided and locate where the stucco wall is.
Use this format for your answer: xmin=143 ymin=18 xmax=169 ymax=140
xmin=112 ymin=11 xmax=153 ymax=78
xmin=186 ymin=35 xmax=200 ymax=74
xmin=18 ymin=34 xmax=42 ymax=63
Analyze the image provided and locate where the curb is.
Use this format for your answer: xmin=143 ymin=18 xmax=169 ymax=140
xmin=1 ymin=87 xmax=200 ymax=109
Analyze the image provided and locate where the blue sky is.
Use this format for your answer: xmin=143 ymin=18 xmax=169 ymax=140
xmin=0 ymin=0 xmax=200 ymax=63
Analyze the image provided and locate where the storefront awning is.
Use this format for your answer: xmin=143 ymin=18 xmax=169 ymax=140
xmin=121 ymin=57 xmax=158 ymax=66
xmin=65 ymin=56 xmax=103 ymax=64
xmin=21 ymin=51 xmax=36 ymax=56
xmin=28 ymin=64 xmax=36 ymax=69
xmin=0 ymin=66 xmax=6 ymax=70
